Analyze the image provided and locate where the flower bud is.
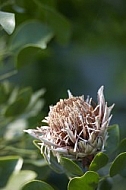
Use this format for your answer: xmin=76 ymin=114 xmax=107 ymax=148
xmin=24 ymin=86 xmax=114 ymax=166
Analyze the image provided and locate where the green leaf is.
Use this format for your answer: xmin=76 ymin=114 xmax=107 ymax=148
xmin=89 ymin=152 xmax=108 ymax=172
xmin=22 ymin=180 xmax=54 ymax=190
xmin=9 ymin=20 xmax=54 ymax=53
xmin=68 ymin=171 xmax=99 ymax=190
xmin=110 ymin=152 xmax=126 ymax=177
xmin=5 ymin=170 xmax=37 ymax=190
xmin=16 ymin=46 xmax=49 ymax=68
xmin=118 ymin=138 xmax=126 ymax=154
xmin=27 ymin=88 xmax=45 ymax=112
xmin=0 ymin=156 xmax=23 ymax=188
xmin=0 ymin=11 xmax=15 ymax=34
xmin=33 ymin=0 xmax=71 ymax=44
xmin=60 ymin=157 xmax=83 ymax=177
xmin=0 ymin=82 xmax=11 ymax=104
xmin=105 ymin=125 xmax=120 ymax=155
xmin=98 ymin=178 xmax=112 ymax=190
xmin=111 ymin=175 xmax=126 ymax=190
xmin=18 ymin=87 xmax=32 ymax=107
xmin=47 ymin=153 xmax=64 ymax=174
xmin=5 ymin=98 xmax=26 ymax=117
xmin=25 ymin=159 xmax=47 ymax=167
xmin=4 ymin=118 xmax=28 ymax=140
xmin=5 ymin=87 xmax=32 ymax=117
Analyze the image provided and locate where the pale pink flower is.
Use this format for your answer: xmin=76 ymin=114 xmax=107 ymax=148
xmin=24 ymin=86 xmax=114 ymax=165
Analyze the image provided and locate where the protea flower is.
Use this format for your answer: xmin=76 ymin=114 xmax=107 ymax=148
xmin=24 ymin=86 xmax=114 ymax=166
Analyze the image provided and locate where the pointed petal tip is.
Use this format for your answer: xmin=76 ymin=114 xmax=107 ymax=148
xmin=113 ymin=103 xmax=115 ymax=106
xmin=98 ymin=86 xmax=104 ymax=93
xmin=23 ymin=129 xmax=28 ymax=133
xmin=67 ymin=89 xmax=73 ymax=98
xmin=111 ymin=103 xmax=115 ymax=109
xmin=23 ymin=129 xmax=33 ymax=134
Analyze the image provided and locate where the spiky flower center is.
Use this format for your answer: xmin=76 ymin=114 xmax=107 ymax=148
xmin=46 ymin=96 xmax=98 ymax=146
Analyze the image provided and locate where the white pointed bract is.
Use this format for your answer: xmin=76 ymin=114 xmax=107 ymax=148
xmin=24 ymin=86 xmax=114 ymax=164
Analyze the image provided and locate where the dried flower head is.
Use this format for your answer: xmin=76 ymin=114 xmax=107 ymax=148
xmin=24 ymin=86 xmax=114 ymax=165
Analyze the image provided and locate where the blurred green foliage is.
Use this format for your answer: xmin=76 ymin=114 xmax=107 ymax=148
xmin=0 ymin=0 xmax=126 ymax=189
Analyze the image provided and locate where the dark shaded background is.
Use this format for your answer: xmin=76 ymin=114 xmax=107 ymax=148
xmin=0 ymin=0 xmax=126 ymax=189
